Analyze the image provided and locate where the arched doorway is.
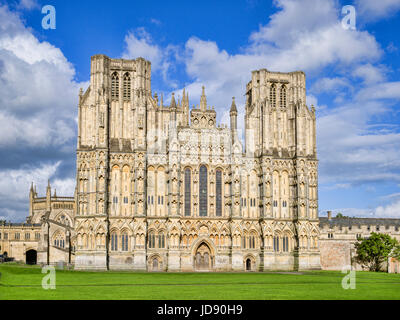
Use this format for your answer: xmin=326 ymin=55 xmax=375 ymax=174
xmin=152 ymin=258 xmax=159 ymax=271
xmin=246 ymin=258 xmax=252 ymax=271
xmin=26 ymin=249 xmax=37 ymax=265
xmin=194 ymin=242 xmax=213 ymax=271
xmin=149 ymin=256 xmax=162 ymax=271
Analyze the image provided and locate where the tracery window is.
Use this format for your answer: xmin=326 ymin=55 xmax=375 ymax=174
xmin=111 ymin=233 xmax=118 ymax=251
xmin=249 ymin=236 xmax=255 ymax=249
xmin=282 ymin=236 xmax=289 ymax=252
xmin=216 ymin=170 xmax=222 ymax=216
xmin=121 ymin=233 xmax=129 ymax=251
xmin=184 ymin=168 xmax=191 ymax=216
xmin=148 ymin=232 xmax=156 ymax=248
xmin=273 ymin=236 xmax=280 ymax=252
xmin=158 ymin=233 xmax=165 ymax=248
xmin=280 ymin=85 xmax=287 ymax=108
xmin=111 ymin=72 xmax=119 ymax=99
xmin=270 ymin=83 xmax=276 ymax=108
xmin=199 ymin=165 xmax=208 ymax=217
xmin=148 ymin=231 xmax=165 ymax=248
xmin=123 ymin=73 xmax=131 ymax=99
xmin=54 ymin=233 xmax=65 ymax=249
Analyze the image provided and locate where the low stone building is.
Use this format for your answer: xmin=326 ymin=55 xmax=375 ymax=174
xmin=319 ymin=211 xmax=400 ymax=272
xmin=0 ymin=182 xmax=75 ymax=266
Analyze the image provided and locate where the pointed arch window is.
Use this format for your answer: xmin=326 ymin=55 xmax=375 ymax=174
xmin=184 ymin=168 xmax=191 ymax=216
xmin=123 ymin=73 xmax=131 ymax=99
xmin=148 ymin=232 xmax=156 ymax=248
xmin=111 ymin=233 xmax=118 ymax=251
xmin=158 ymin=233 xmax=165 ymax=248
xmin=282 ymin=236 xmax=289 ymax=252
xmin=273 ymin=236 xmax=280 ymax=252
xmin=111 ymin=72 xmax=119 ymax=99
xmin=270 ymin=83 xmax=276 ymax=108
xmin=216 ymin=170 xmax=222 ymax=216
xmin=121 ymin=233 xmax=129 ymax=251
xmin=199 ymin=165 xmax=208 ymax=217
xmin=280 ymin=85 xmax=287 ymax=108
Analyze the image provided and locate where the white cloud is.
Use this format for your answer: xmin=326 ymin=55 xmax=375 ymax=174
xmin=357 ymin=81 xmax=400 ymax=101
xmin=122 ymin=27 xmax=179 ymax=87
xmin=0 ymin=161 xmax=75 ymax=221
xmin=352 ymin=63 xmax=387 ymax=85
xmin=249 ymin=0 xmax=338 ymax=48
xmin=0 ymin=5 xmax=82 ymax=148
xmin=311 ymin=77 xmax=353 ymax=94
xmin=16 ymin=0 xmax=39 ymax=10
xmin=123 ymin=28 xmax=163 ymax=70
xmin=355 ymin=0 xmax=400 ymax=21
xmin=247 ymin=0 xmax=381 ymax=71
xmin=317 ymin=98 xmax=400 ymax=186
xmin=0 ymin=5 xmax=83 ymax=220
xmin=375 ymin=199 xmax=400 ymax=217
xmin=176 ymin=0 xmax=382 ymax=123
xmin=0 ymin=162 xmax=60 ymax=202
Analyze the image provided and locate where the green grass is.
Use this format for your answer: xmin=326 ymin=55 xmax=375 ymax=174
xmin=0 ymin=263 xmax=399 ymax=300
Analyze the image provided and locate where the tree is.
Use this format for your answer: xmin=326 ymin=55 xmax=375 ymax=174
xmin=393 ymin=244 xmax=400 ymax=261
xmin=354 ymin=232 xmax=399 ymax=272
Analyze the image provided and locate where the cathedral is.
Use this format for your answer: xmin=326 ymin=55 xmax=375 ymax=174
xmin=0 ymin=55 xmax=322 ymax=271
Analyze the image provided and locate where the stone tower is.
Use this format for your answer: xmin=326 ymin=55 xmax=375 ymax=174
xmin=244 ymin=69 xmax=319 ymax=269
xmin=75 ymin=55 xmax=151 ymax=269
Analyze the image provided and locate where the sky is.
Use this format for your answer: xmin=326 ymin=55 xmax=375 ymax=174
xmin=0 ymin=0 xmax=400 ymax=221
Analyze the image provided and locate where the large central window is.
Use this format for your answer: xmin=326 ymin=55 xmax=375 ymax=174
xmin=199 ymin=165 xmax=208 ymax=216
xmin=184 ymin=168 xmax=191 ymax=216
xmin=216 ymin=170 xmax=222 ymax=216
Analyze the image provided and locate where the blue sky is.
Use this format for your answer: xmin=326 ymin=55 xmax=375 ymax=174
xmin=0 ymin=0 xmax=400 ymax=221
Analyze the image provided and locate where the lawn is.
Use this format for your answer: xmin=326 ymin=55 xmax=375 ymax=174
xmin=0 ymin=263 xmax=399 ymax=300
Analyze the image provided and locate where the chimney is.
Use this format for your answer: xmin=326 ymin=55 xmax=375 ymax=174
xmin=327 ymin=211 xmax=332 ymax=221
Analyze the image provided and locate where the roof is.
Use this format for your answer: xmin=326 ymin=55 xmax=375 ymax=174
xmin=0 ymin=223 xmax=41 ymax=228
xmin=319 ymin=217 xmax=400 ymax=228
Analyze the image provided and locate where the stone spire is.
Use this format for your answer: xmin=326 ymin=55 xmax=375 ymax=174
xmin=170 ymin=92 xmax=176 ymax=108
xmin=29 ymin=182 xmax=34 ymax=217
xmin=200 ymin=86 xmax=207 ymax=111
xmin=230 ymin=97 xmax=238 ymax=130
xmin=182 ymin=88 xmax=186 ymax=107
xmin=46 ymin=179 xmax=51 ymax=212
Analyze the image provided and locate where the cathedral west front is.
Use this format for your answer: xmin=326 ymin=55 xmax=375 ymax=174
xmin=0 ymin=54 xmax=322 ymax=271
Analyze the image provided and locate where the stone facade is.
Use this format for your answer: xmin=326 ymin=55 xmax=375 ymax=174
xmin=72 ymin=55 xmax=320 ymax=271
